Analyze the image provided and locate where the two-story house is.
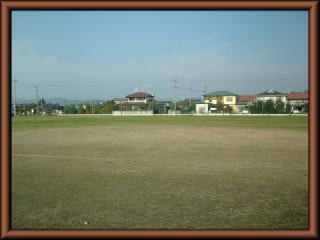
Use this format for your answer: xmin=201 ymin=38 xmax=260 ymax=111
xmin=126 ymin=92 xmax=154 ymax=104
xmin=255 ymin=89 xmax=287 ymax=103
xmin=121 ymin=92 xmax=155 ymax=112
xmin=112 ymin=91 xmax=169 ymax=115
xmin=287 ymin=92 xmax=308 ymax=113
xmin=203 ymin=91 xmax=239 ymax=113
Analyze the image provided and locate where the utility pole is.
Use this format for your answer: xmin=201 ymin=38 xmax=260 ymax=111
xmin=40 ymin=96 xmax=43 ymax=114
xmin=189 ymin=80 xmax=192 ymax=110
xmin=92 ymin=101 xmax=94 ymax=114
xmin=12 ymin=80 xmax=18 ymax=116
xmin=201 ymin=82 xmax=207 ymax=103
xmin=172 ymin=78 xmax=178 ymax=113
xmin=35 ymin=85 xmax=39 ymax=115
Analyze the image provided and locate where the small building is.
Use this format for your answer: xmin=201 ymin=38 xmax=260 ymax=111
xmin=256 ymin=89 xmax=287 ymax=103
xmin=196 ymin=103 xmax=209 ymax=114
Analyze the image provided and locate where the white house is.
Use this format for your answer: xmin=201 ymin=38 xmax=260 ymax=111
xmin=112 ymin=92 xmax=159 ymax=115
xmin=126 ymin=92 xmax=154 ymax=104
xmin=255 ymin=89 xmax=287 ymax=103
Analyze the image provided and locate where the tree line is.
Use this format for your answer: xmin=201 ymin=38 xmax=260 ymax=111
xmin=249 ymin=99 xmax=308 ymax=114
xmin=64 ymin=101 xmax=117 ymax=114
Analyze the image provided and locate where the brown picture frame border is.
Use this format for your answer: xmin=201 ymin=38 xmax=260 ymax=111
xmin=1 ymin=1 xmax=318 ymax=238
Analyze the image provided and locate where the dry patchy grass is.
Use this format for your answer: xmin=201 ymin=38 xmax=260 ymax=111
xmin=12 ymin=117 xmax=308 ymax=229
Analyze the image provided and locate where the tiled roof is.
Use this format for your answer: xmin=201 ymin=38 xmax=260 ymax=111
xmin=239 ymin=95 xmax=255 ymax=102
xmin=126 ymin=92 xmax=154 ymax=98
xmin=122 ymin=101 xmax=165 ymax=105
xmin=287 ymin=93 xmax=308 ymax=100
xmin=257 ymin=89 xmax=286 ymax=96
xmin=203 ymin=91 xmax=239 ymax=96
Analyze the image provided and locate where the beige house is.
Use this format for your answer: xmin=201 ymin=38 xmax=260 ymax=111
xmin=204 ymin=91 xmax=238 ymax=105
xmin=203 ymin=91 xmax=239 ymax=113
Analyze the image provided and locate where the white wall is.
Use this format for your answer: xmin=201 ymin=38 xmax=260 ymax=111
xmin=256 ymin=96 xmax=287 ymax=103
xmin=112 ymin=110 xmax=153 ymax=115
xmin=196 ymin=104 xmax=209 ymax=113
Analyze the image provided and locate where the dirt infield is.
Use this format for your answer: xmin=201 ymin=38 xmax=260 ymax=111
xmin=12 ymin=117 xmax=308 ymax=229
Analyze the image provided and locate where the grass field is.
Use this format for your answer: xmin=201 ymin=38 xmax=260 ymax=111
xmin=12 ymin=115 xmax=308 ymax=230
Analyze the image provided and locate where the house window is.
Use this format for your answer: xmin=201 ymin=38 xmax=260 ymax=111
xmin=226 ymin=97 xmax=233 ymax=102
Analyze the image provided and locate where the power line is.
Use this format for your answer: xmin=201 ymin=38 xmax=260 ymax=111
xmin=188 ymin=76 xmax=308 ymax=83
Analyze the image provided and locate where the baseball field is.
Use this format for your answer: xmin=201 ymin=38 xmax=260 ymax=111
xmin=11 ymin=115 xmax=308 ymax=229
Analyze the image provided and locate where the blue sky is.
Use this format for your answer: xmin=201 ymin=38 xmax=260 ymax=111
xmin=12 ymin=11 xmax=308 ymax=100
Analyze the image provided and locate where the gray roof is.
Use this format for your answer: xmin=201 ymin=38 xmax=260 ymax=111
xmin=257 ymin=89 xmax=287 ymax=96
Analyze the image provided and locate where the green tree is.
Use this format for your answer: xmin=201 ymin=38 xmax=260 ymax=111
xmin=303 ymin=103 xmax=308 ymax=113
xmin=249 ymin=102 xmax=257 ymax=113
xmin=275 ymin=99 xmax=285 ymax=113
xmin=216 ymin=102 xmax=224 ymax=113
xmin=38 ymin=97 xmax=46 ymax=106
xmin=225 ymin=105 xmax=233 ymax=113
xmin=64 ymin=104 xmax=77 ymax=114
xmin=263 ymin=99 xmax=275 ymax=113
xmin=190 ymin=102 xmax=196 ymax=111
xmin=93 ymin=103 xmax=102 ymax=114
xmin=285 ymin=103 xmax=292 ymax=114
xmin=78 ymin=105 xmax=86 ymax=114
xmin=113 ymin=103 xmax=120 ymax=111
xmin=256 ymin=101 xmax=264 ymax=114
xmin=102 ymin=101 xmax=114 ymax=113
